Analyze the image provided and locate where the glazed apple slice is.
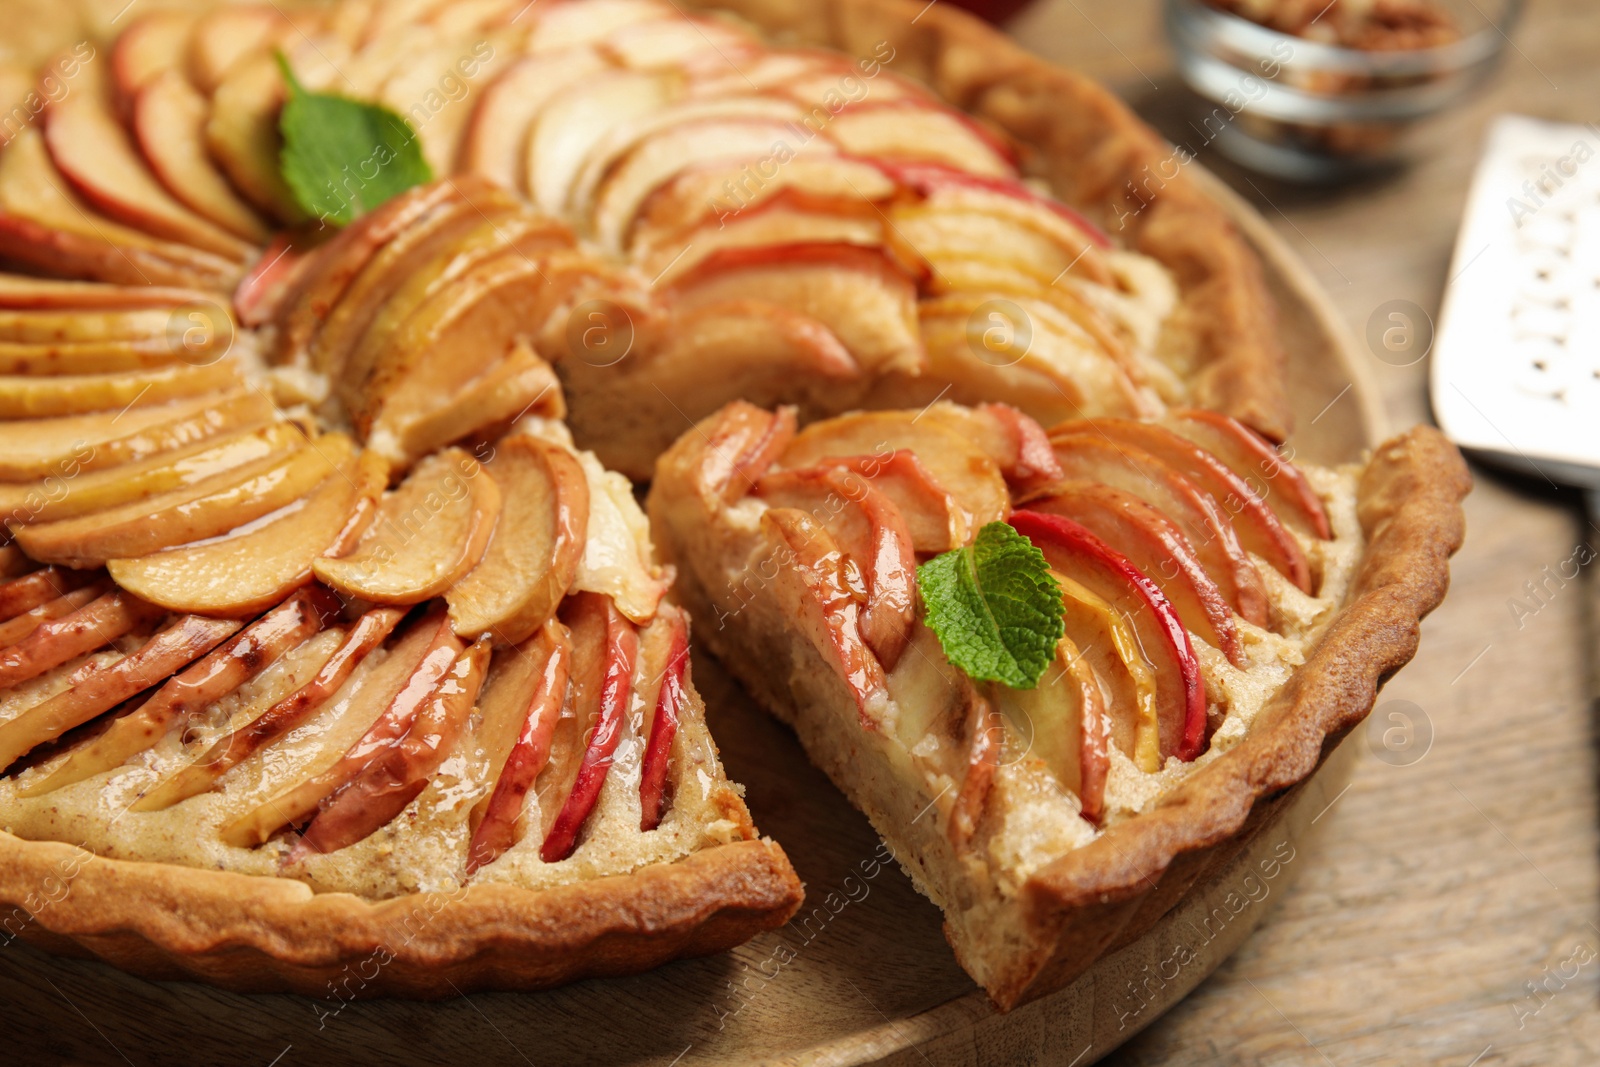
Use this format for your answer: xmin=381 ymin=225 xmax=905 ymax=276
xmin=315 ymin=447 xmax=500 ymax=605
xmin=271 ymin=179 xmax=472 ymax=366
xmin=1047 ymin=432 xmax=1269 ymax=626
xmin=0 ymin=308 xmax=174 ymax=343
xmin=0 ymin=422 xmax=303 ymax=526
xmin=447 ymin=435 xmax=589 ymax=646
xmin=133 ymin=71 xmax=273 ymax=244
xmin=220 ymin=608 xmax=461 ymax=845
xmin=110 ymin=11 xmax=196 ymax=103
xmin=1056 ymin=418 xmax=1312 ymax=592
xmin=758 ymin=508 xmax=888 ymax=728
xmin=16 ymin=434 xmax=351 ymax=569
xmin=877 ymin=162 xmax=1111 ymax=253
xmin=779 ymin=409 xmax=1010 ymax=534
xmin=188 ymin=4 xmax=300 ymax=93
xmin=0 ymin=360 xmax=239 ymax=419
xmin=948 ymin=688 xmax=1002 ymax=845
xmin=0 ymin=388 xmax=276 ymax=482
xmin=638 ymin=202 xmax=886 ymax=288
xmin=296 ymin=635 xmax=491 ymax=855
xmin=539 ymin=592 xmax=640 ymax=862
xmin=0 ymin=276 xmax=213 ymax=311
xmin=0 ymin=544 xmax=30 ymax=578
xmin=110 ymin=450 xmax=387 ymax=616
xmin=1161 ymin=410 xmax=1332 ymax=541
xmin=600 ymin=13 xmax=757 ymax=71
xmin=0 ymin=340 xmax=186 ymax=376
xmin=24 ymin=587 xmax=339 ymax=796
xmin=637 ymin=606 xmax=690 ymax=832
xmin=394 ymin=339 xmax=565 ymax=463
xmin=460 ymin=50 xmax=610 ymax=191
xmin=796 ymin=451 xmax=971 ymax=555
xmin=42 ymin=53 xmax=252 ymax=261
xmin=0 ymin=614 xmax=240 ymax=772
xmin=526 ymin=68 xmax=681 ymax=217
xmin=466 ymin=621 xmax=571 ymax=872
xmin=203 ymin=53 xmax=301 ymax=224
xmin=0 ymin=566 xmax=99 ymax=622
xmin=0 ymin=586 xmax=104 ymax=651
xmin=995 ymin=634 xmax=1111 ymax=823
xmin=680 ymin=400 xmax=798 ymax=507
xmin=1021 ymin=481 xmax=1242 ymax=666
xmin=1010 ymin=510 xmax=1207 ymax=765
xmin=916 ymin=402 xmax=1064 ymax=495
xmin=140 ymin=605 xmax=405 ymax=812
xmin=756 ymin=467 xmax=916 ymax=670
xmin=0 ymin=590 xmax=164 ymax=691
xmin=823 ymin=101 xmax=1016 ymax=179
xmin=668 ymin=243 xmax=923 ymax=376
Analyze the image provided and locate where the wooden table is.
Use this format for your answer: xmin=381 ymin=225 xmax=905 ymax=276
xmin=1004 ymin=0 xmax=1600 ymax=1062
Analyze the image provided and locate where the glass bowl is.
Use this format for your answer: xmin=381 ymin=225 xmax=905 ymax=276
xmin=1164 ymin=0 xmax=1523 ymax=181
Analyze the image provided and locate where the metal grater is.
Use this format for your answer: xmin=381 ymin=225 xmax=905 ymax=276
xmin=1431 ymin=114 xmax=1600 ymax=489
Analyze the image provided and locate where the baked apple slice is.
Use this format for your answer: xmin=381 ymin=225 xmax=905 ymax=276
xmin=526 ymin=67 xmax=681 ymax=217
xmin=916 ymin=401 xmax=1064 ymax=495
xmin=794 ymin=451 xmax=971 ymax=555
xmin=0 ymin=387 xmax=276 ymax=481
xmin=460 ymin=50 xmax=609 ymax=191
xmin=756 ymin=467 xmax=916 ymax=669
xmin=189 ymin=4 xmax=303 ymax=93
xmin=948 ymin=688 xmax=1002 ymax=846
xmin=667 ymin=243 xmax=923 ymax=377
xmin=637 ymin=606 xmax=690 ymax=832
xmin=539 ymin=592 xmax=639 ymax=862
xmin=0 ymin=590 xmax=164 ymax=691
xmin=140 ymin=604 xmax=404 ymax=811
xmin=1056 ymin=418 xmax=1312 ymax=592
xmin=1021 ymin=481 xmax=1243 ymax=665
xmin=0 ymin=586 xmax=103 ymax=652
xmin=1161 ymin=409 xmax=1332 ymax=540
xmin=295 ymin=636 xmax=491 ymax=855
xmin=0 ymin=566 xmax=100 ymax=621
xmin=133 ymin=70 xmax=273 ymax=244
xmin=0 ymin=276 xmax=212 ymax=311
xmin=203 ymin=52 xmax=302 ymax=224
xmin=16 ymin=435 xmax=352 ymax=569
xmin=447 ymin=435 xmax=589 ymax=645
xmin=995 ymin=635 xmax=1111 ymax=823
xmin=778 ymin=409 xmax=1011 ymax=534
xmin=24 ymin=587 xmax=339 ymax=796
xmin=1010 ymin=510 xmax=1206 ymax=765
xmin=0 ymin=340 xmax=189 ymax=376
xmin=110 ymin=10 xmax=195 ymax=104
xmin=0 ymin=421 xmax=304 ymax=526
xmin=110 ymin=450 xmax=387 ymax=616
xmin=466 ymin=621 xmax=571 ymax=872
xmin=0 ymin=614 xmax=240 ymax=772
xmin=0 ymin=360 xmax=239 ymax=419
xmin=314 ymin=446 xmax=500 ymax=604
xmin=1047 ymin=431 xmax=1269 ymax=626
xmin=0 ymin=308 xmax=173 ymax=344
xmin=823 ymin=101 xmax=1016 ymax=179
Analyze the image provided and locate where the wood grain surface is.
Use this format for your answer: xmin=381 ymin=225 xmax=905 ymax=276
xmin=0 ymin=1 xmax=1588 ymax=1065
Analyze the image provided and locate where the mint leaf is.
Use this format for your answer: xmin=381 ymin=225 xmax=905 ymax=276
xmin=276 ymin=53 xmax=433 ymax=226
xmin=917 ymin=521 xmax=1064 ymax=689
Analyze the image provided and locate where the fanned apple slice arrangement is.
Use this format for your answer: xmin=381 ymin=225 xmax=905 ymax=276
xmin=649 ymin=397 xmax=1360 ymax=996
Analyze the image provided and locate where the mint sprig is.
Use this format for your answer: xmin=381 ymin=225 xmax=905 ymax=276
xmin=917 ymin=521 xmax=1064 ymax=690
xmin=276 ymin=53 xmax=433 ymax=226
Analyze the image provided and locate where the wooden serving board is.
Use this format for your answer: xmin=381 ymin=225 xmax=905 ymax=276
xmin=0 ymin=162 xmax=1382 ymax=1066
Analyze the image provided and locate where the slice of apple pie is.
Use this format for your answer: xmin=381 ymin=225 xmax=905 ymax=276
xmin=650 ymin=399 xmax=1468 ymax=1008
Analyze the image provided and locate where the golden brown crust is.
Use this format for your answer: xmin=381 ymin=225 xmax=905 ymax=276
xmin=688 ymin=0 xmax=1293 ymax=439
xmin=0 ymin=832 xmax=802 ymax=996
xmin=1002 ymin=425 xmax=1470 ymax=1007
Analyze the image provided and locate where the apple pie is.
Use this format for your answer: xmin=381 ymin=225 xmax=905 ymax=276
xmin=0 ymin=0 xmax=1467 ymax=1011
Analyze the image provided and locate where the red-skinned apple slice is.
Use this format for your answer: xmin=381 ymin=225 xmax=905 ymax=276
xmin=0 ymin=590 xmax=164 ymax=691
xmin=220 ymin=609 xmax=458 ymax=845
xmin=0 ymin=544 xmax=30 ymax=578
xmin=539 ymin=592 xmax=640 ymax=862
xmin=756 ymin=466 xmax=915 ymax=670
xmin=0 ymin=614 xmax=239 ymax=772
xmin=134 ymin=70 xmax=274 ymax=245
xmin=996 ymin=634 xmax=1111 ymax=824
xmin=637 ymin=606 xmax=690 ymax=832
xmin=295 ymin=635 xmax=491 ymax=855
xmin=1047 ymin=431 xmax=1269 ymax=626
xmin=0 ymin=566 xmax=98 ymax=621
xmin=188 ymin=5 xmax=299 ymax=93
xmin=823 ymin=100 xmax=1016 ymax=179
xmin=683 ymin=400 xmax=797 ymax=506
xmin=448 ymin=434 xmax=589 ymax=645
xmin=28 ymin=587 xmax=339 ymax=796
xmin=0 ymin=585 xmax=103 ymax=651
xmin=918 ymin=401 xmax=1064 ymax=496
xmin=875 ymin=161 xmax=1110 ymax=251
xmin=1009 ymin=510 xmax=1206 ymax=764
xmin=1020 ymin=480 xmax=1243 ymax=665
xmin=794 ymin=451 xmax=971 ymax=554
xmin=466 ymin=621 xmax=571 ymax=871
xmin=1161 ymin=410 xmax=1332 ymax=541
xmin=111 ymin=11 xmax=196 ymax=105
xmin=526 ymin=68 xmax=680 ymax=218
xmin=947 ymin=686 xmax=1001 ymax=846
xmin=779 ymin=409 xmax=1010 ymax=535
xmin=0 ymin=276 xmax=213 ymax=311
xmin=460 ymin=50 xmax=609 ymax=192
xmin=758 ymin=507 xmax=887 ymax=728
xmin=232 ymin=234 xmax=309 ymax=328
xmin=141 ymin=605 xmax=404 ymax=811
xmin=1055 ymin=418 xmax=1311 ymax=592
xmin=524 ymin=0 xmax=675 ymax=49
xmin=394 ymin=339 xmax=565 ymax=463
xmin=600 ymin=15 xmax=756 ymax=71
xmin=667 ymin=242 xmax=923 ymax=376
xmin=638 ymin=201 xmax=885 ymax=287
xmin=43 ymin=54 xmax=252 ymax=261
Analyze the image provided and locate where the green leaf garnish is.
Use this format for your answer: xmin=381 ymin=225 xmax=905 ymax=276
xmin=917 ymin=521 xmax=1064 ymax=690
xmin=276 ymin=53 xmax=433 ymax=226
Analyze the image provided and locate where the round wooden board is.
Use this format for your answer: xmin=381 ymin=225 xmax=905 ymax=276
xmin=0 ymin=162 xmax=1382 ymax=1066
